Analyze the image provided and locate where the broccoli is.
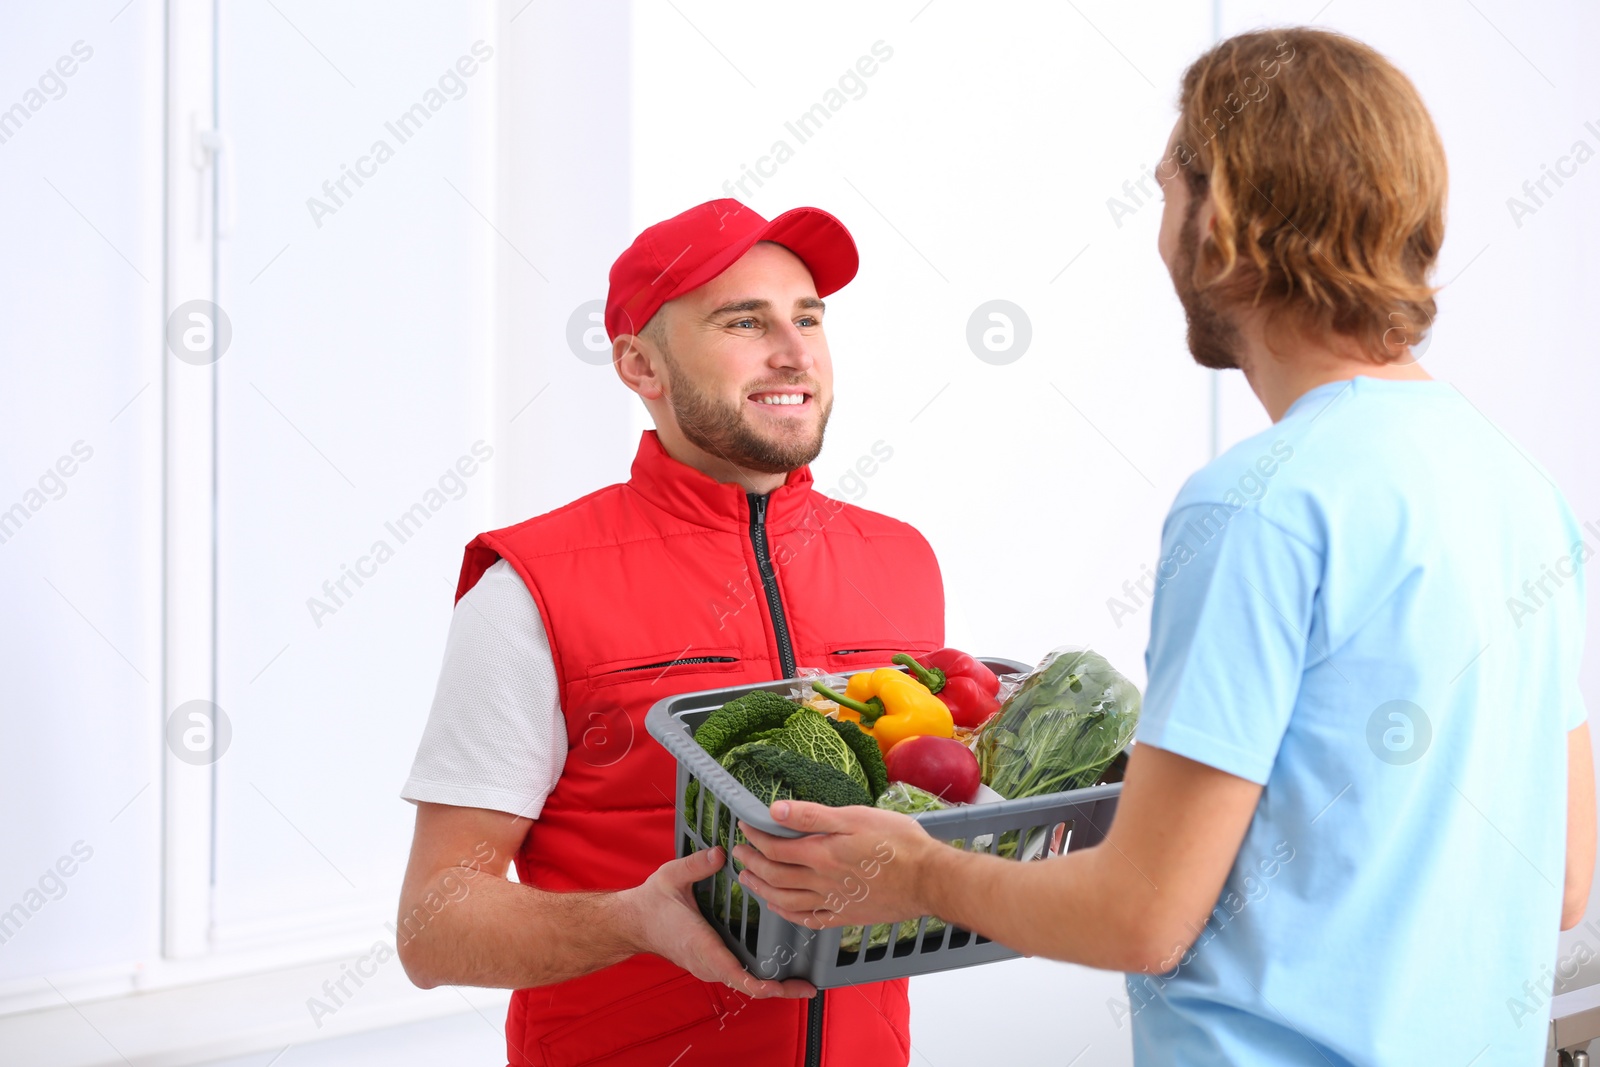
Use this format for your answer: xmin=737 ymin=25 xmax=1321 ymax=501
xmin=692 ymin=690 xmax=799 ymax=758
xmin=828 ymin=717 xmax=888 ymax=801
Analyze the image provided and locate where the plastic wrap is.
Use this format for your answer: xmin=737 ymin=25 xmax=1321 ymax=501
xmin=874 ymin=780 xmax=952 ymax=814
xmin=788 ymin=666 xmax=845 ymax=714
xmin=975 ymin=646 xmax=1141 ymax=801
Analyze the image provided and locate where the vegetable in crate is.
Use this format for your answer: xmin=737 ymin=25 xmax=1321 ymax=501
xmin=840 ymin=913 xmax=949 ymax=955
xmin=686 ymin=700 xmax=886 ymax=925
xmin=893 ymin=650 xmax=1002 ymax=729
xmin=874 ymin=781 xmax=951 ymax=815
xmin=884 ymin=735 xmax=981 ymax=803
xmin=841 ymin=783 xmax=953 ymax=953
xmin=692 ymin=691 xmax=887 ymax=797
xmin=685 ymin=689 xmax=800 ymax=832
xmin=829 ymin=717 xmax=890 ymax=800
xmin=691 ymin=689 xmax=798 ymax=758
xmin=976 ymin=646 xmax=1141 ymax=800
xmin=900 ymin=648 xmax=1001 ymax=696
xmin=728 ymin=707 xmax=869 ymax=795
xmin=686 ymin=698 xmax=887 ymax=840
xmin=720 ymin=745 xmax=870 ymax=810
xmin=811 ymin=669 xmax=953 ymax=757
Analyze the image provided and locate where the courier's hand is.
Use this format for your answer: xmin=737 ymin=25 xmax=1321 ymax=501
xmin=734 ymin=801 xmax=936 ymax=929
xmin=622 ymin=847 xmax=815 ymax=999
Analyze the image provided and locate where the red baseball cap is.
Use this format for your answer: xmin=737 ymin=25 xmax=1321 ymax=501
xmin=605 ymin=198 xmax=859 ymax=340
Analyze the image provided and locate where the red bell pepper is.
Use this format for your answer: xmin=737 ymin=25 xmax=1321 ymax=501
xmin=892 ymin=649 xmax=1001 ymax=729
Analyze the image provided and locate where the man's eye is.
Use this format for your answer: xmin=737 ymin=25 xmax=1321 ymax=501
xmin=729 ymin=318 xmax=759 ymax=329
xmin=796 ymin=316 xmax=819 ymax=327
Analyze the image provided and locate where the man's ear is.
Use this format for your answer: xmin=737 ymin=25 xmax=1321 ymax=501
xmin=613 ymin=334 xmax=665 ymax=401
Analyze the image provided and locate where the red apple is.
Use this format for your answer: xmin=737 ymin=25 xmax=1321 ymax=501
xmin=884 ymin=735 xmax=981 ymax=804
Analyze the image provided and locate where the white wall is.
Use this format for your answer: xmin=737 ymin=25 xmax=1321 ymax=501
xmin=0 ymin=0 xmax=632 ymax=1059
xmin=206 ymin=0 xmax=499 ymax=951
xmin=1 ymin=0 xmax=1595 ymax=1063
xmin=0 ymin=0 xmax=165 ymax=995
xmin=495 ymin=0 xmax=637 ymax=521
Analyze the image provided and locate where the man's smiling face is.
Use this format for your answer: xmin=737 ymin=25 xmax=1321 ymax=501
xmin=644 ymin=240 xmax=834 ymax=475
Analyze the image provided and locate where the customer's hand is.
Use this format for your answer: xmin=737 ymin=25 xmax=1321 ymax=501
xmin=622 ymin=847 xmax=816 ymax=1000
xmin=733 ymin=801 xmax=936 ymax=929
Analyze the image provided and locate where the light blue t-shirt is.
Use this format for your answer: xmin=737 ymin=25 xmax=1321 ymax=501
xmin=1129 ymin=376 xmax=1589 ymax=1065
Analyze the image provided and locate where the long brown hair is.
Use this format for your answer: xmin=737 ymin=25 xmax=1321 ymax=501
xmin=1173 ymin=28 xmax=1446 ymax=362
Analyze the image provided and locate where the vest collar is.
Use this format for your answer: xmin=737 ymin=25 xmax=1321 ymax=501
xmin=627 ymin=430 xmax=817 ymax=534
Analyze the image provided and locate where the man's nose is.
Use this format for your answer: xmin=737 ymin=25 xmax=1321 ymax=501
xmin=766 ymin=318 xmax=815 ymax=372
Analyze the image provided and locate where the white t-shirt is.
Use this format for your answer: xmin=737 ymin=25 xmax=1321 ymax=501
xmin=400 ymin=558 xmax=567 ymax=819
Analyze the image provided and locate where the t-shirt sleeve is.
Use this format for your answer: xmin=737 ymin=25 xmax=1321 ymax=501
xmin=1136 ymin=503 xmax=1322 ymax=785
xmin=1561 ymin=521 xmax=1590 ymax=732
xmin=1565 ymin=690 xmax=1589 ymax=732
xmin=401 ymin=558 xmax=567 ymax=818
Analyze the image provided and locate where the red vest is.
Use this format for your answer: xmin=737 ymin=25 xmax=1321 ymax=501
xmin=454 ymin=431 xmax=944 ymax=1067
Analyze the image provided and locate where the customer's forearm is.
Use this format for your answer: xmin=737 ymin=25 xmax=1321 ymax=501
xmin=398 ymin=865 xmax=641 ymax=989
xmin=919 ymin=841 xmax=1165 ymax=973
xmin=913 ymin=747 xmax=1265 ymax=974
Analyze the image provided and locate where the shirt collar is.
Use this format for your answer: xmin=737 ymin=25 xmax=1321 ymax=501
xmin=627 ymin=430 xmax=817 ymax=534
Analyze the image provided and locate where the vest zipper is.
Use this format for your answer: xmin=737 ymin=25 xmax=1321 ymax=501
xmin=806 ymin=989 xmax=826 ymax=1067
xmin=610 ymin=655 xmax=738 ymax=672
xmin=748 ymin=492 xmax=819 ymax=1065
xmin=747 ymin=493 xmax=796 ymax=679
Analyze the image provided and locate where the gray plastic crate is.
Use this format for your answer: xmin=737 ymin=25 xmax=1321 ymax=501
xmin=643 ymin=657 xmax=1125 ymax=989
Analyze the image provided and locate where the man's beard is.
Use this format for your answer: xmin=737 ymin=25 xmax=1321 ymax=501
xmin=661 ymin=354 xmax=830 ymax=476
xmin=1172 ymin=197 xmax=1244 ymax=371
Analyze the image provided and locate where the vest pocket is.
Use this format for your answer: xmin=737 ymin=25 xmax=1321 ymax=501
xmin=821 ymin=642 xmax=936 ymax=671
xmin=534 ymin=972 xmax=728 ymax=1067
xmin=587 ymin=647 xmax=743 ymax=689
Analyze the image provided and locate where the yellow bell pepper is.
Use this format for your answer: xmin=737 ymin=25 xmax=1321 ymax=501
xmin=812 ymin=669 xmax=953 ymax=756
